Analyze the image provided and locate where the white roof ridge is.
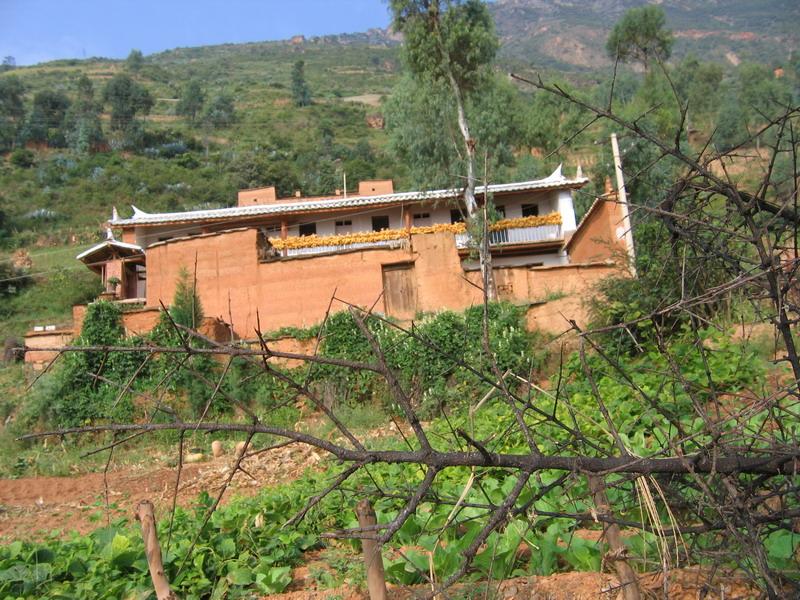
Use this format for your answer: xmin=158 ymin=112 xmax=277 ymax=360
xmin=76 ymin=239 xmax=144 ymax=261
xmin=110 ymin=175 xmax=588 ymax=226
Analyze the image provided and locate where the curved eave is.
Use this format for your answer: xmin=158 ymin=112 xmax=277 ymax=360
xmin=76 ymin=240 xmax=144 ymax=262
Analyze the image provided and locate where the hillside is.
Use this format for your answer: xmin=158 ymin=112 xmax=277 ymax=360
xmin=491 ymin=0 xmax=800 ymax=70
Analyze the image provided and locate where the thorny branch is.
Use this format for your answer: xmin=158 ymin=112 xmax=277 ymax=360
xmin=18 ymin=75 xmax=800 ymax=599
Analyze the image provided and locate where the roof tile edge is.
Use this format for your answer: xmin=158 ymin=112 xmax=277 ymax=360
xmin=110 ymin=170 xmax=589 ymax=227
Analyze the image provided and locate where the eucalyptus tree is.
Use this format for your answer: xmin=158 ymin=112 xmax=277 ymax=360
xmin=389 ymin=0 xmax=500 ymax=298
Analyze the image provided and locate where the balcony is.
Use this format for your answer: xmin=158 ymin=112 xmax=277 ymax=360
xmin=265 ymin=214 xmax=563 ymax=259
xmin=455 ymin=223 xmax=562 ymax=249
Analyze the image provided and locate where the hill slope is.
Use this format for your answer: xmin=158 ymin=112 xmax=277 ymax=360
xmin=491 ymin=0 xmax=800 ymax=70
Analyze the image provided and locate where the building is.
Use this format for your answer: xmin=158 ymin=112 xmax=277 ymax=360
xmin=70 ymin=166 xmax=633 ymax=339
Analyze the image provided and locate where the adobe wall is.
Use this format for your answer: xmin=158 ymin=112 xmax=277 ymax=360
xmin=524 ymin=263 xmax=623 ymax=334
xmin=73 ymin=304 xmax=87 ymax=335
xmin=567 ymin=197 xmax=628 ymax=264
xmin=465 ymin=261 xmax=624 ymax=333
xmin=145 ymin=228 xmax=418 ymax=334
xmin=121 ymin=307 xmax=161 ymax=337
xmin=410 ymin=232 xmax=482 ymax=312
xmin=144 ymin=227 xmax=625 ymax=337
xmin=24 ymin=329 xmax=75 ymax=369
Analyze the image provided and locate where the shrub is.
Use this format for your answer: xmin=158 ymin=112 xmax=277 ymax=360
xmin=43 ymin=301 xmax=141 ymax=427
xmin=9 ymin=149 xmax=35 ymax=168
xmin=312 ymin=303 xmax=546 ymax=415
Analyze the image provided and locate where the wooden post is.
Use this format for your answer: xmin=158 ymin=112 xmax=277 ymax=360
xmin=403 ymin=207 xmax=412 ymax=232
xmin=135 ymin=500 xmax=178 ymax=600
xmin=280 ymin=220 xmax=288 ymax=257
xmin=356 ymin=499 xmax=388 ymax=600
xmin=588 ymin=475 xmax=641 ymax=600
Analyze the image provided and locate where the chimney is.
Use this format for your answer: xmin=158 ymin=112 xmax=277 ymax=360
xmin=335 ymin=189 xmax=341 ymax=196
xmin=237 ymin=186 xmax=277 ymax=207
xmin=294 ymin=190 xmax=302 ymax=198
xmin=357 ymin=179 xmax=394 ymax=196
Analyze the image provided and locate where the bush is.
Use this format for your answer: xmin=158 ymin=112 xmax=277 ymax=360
xmin=9 ymin=149 xmax=35 ymax=168
xmin=30 ymin=302 xmax=152 ymax=428
xmin=312 ymin=303 xmax=546 ymax=415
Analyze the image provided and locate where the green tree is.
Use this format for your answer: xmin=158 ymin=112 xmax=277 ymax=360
xmin=606 ymin=5 xmax=673 ymax=71
xmin=203 ymin=92 xmax=236 ymax=128
xmin=170 ymin=267 xmax=203 ymax=329
xmin=522 ymin=83 xmax=588 ymax=153
xmin=65 ymin=74 xmax=105 ymax=153
xmin=386 ymin=74 xmax=523 ymax=188
xmin=674 ymin=55 xmax=724 ymax=126
xmin=390 ymin=0 xmax=499 ymax=298
xmin=714 ymin=96 xmax=748 ymax=152
xmin=125 ymin=49 xmax=144 ymax=73
xmin=102 ymin=74 xmax=154 ymax=132
xmin=0 ymin=75 xmax=25 ymax=151
xmin=736 ymin=62 xmax=792 ymax=127
xmin=176 ymin=79 xmax=205 ymax=123
xmin=1 ymin=56 xmax=15 ymax=72
xmin=21 ymin=90 xmax=71 ymax=146
xmin=291 ymin=60 xmax=311 ymax=107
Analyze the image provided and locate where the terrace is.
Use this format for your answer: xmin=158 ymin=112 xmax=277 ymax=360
xmin=264 ymin=213 xmax=563 ymax=259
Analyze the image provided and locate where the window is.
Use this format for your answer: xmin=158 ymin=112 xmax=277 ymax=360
xmin=413 ymin=212 xmax=431 ymax=225
xmin=495 ymin=205 xmax=506 ymax=218
xmin=521 ymin=203 xmax=539 ymax=217
xmin=298 ymin=223 xmax=317 ymax=236
xmin=450 ymin=209 xmax=464 ymax=224
xmin=372 ymin=215 xmax=390 ymax=231
xmin=335 ymin=219 xmax=352 ymax=234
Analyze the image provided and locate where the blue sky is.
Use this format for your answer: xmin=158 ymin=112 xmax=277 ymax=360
xmin=0 ymin=0 xmax=392 ymax=66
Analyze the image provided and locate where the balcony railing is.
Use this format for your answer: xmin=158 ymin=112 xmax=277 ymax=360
xmin=455 ymin=224 xmax=562 ymax=249
xmin=284 ymin=238 xmax=406 ymax=257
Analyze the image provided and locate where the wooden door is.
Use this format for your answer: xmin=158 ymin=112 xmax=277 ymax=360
xmin=382 ymin=262 xmax=417 ymax=319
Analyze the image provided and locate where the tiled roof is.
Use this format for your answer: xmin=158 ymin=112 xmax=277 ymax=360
xmin=76 ymin=239 xmax=144 ymax=261
xmin=110 ymin=166 xmax=588 ymax=227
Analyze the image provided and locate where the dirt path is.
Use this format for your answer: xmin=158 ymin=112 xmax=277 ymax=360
xmin=265 ymin=567 xmax=757 ymax=599
xmin=0 ymin=443 xmax=324 ymax=541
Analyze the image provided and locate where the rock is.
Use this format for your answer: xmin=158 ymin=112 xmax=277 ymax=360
xmin=235 ymin=441 xmax=247 ymax=457
xmin=185 ymin=452 xmax=204 ymax=463
xmin=211 ymin=440 xmax=224 ymax=457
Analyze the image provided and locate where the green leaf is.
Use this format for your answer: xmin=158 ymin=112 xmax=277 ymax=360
xmin=217 ymin=537 xmax=236 ymax=559
xmin=255 ymin=566 xmax=292 ymax=594
xmin=226 ymin=567 xmax=253 ymax=586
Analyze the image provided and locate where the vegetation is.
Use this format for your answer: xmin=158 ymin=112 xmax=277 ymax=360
xmin=290 ymin=60 xmax=311 ymax=107
xmin=0 ymin=2 xmax=798 ymax=597
xmin=0 ymin=324 xmax=793 ymax=598
xmin=606 ymin=5 xmax=674 ymax=70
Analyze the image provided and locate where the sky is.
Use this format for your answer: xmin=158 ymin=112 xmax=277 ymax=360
xmin=0 ymin=0 xmax=392 ymax=66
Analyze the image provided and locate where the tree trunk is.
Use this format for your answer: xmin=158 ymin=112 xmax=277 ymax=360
xmin=135 ymin=500 xmax=177 ymax=600
xmin=356 ymin=499 xmax=388 ymax=600
xmin=588 ymin=476 xmax=641 ymax=600
xmin=446 ymin=70 xmax=497 ymax=301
